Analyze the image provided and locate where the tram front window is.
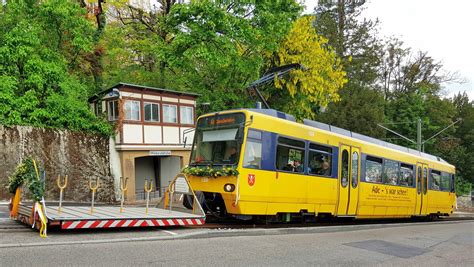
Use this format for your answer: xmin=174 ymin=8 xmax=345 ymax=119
xmin=190 ymin=113 xmax=245 ymax=166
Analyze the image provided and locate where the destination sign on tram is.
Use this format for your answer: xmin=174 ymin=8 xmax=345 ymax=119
xmin=197 ymin=113 xmax=245 ymax=128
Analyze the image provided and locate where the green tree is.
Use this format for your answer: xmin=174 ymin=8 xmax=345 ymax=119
xmin=313 ymin=0 xmax=385 ymax=137
xmin=451 ymin=92 xmax=474 ymax=183
xmin=102 ymin=1 xmax=303 ymax=112
xmin=267 ymin=15 xmax=347 ymax=120
xmin=102 ymin=0 xmax=178 ymax=88
xmin=380 ymin=39 xmax=461 ymax=152
xmin=0 ymin=0 xmax=111 ymax=134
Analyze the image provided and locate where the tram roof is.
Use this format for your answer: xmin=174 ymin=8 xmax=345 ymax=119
xmin=245 ymin=108 xmax=449 ymax=164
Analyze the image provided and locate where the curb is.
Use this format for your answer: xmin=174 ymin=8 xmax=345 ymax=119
xmin=0 ymin=219 xmax=472 ymax=249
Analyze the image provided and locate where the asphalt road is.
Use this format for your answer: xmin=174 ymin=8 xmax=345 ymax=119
xmin=1 ymin=217 xmax=472 ymax=266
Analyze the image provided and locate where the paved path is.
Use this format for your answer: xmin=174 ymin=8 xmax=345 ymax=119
xmin=1 ymin=219 xmax=472 ymax=266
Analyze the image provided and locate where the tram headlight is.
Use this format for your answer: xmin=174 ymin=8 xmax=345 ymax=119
xmin=224 ymin=184 xmax=235 ymax=192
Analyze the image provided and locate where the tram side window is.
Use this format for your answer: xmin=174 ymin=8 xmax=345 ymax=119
xmin=451 ymin=174 xmax=455 ymax=192
xmin=308 ymin=144 xmax=332 ymax=176
xmin=440 ymin=172 xmax=451 ymax=192
xmin=400 ymin=164 xmax=414 ymax=187
xmin=365 ymin=156 xmax=383 ymax=183
xmin=430 ymin=170 xmax=442 ymax=190
xmin=243 ymin=130 xmax=262 ymax=169
xmin=276 ymin=137 xmax=305 ymax=173
xmin=383 ymin=159 xmax=399 ymax=185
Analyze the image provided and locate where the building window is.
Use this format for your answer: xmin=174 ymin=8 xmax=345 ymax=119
xmin=163 ymin=104 xmax=177 ymax=123
xmin=308 ymin=144 xmax=332 ymax=176
xmin=144 ymin=102 xmax=160 ymax=122
xmin=276 ymin=137 xmax=305 ymax=173
xmin=108 ymin=100 xmax=118 ymax=121
xmin=124 ymin=100 xmax=140 ymax=121
xmin=180 ymin=106 xmax=194 ymax=124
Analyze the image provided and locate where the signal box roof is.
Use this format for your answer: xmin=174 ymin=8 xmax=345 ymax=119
xmin=88 ymin=82 xmax=199 ymax=103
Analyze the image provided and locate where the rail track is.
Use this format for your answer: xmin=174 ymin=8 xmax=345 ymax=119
xmin=186 ymin=215 xmax=474 ymax=230
xmin=1 ymin=214 xmax=472 ymax=234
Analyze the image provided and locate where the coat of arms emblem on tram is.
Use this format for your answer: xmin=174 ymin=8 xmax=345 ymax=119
xmin=248 ymin=174 xmax=256 ymax=186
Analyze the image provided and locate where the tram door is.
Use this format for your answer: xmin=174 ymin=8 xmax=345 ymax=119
xmin=336 ymin=145 xmax=360 ymax=216
xmin=421 ymin=164 xmax=429 ymax=215
xmin=415 ymin=163 xmax=429 ymax=215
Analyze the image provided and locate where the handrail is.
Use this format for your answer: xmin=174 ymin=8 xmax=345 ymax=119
xmin=144 ymin=179 xmax=153 ymax=214
xmin=89 ymin=177 xmax=99 ymax=214
xmin=56 ymin=175 xmax=68 ymax=214
xmin=120 ymin=177 xmax=128 ymax=213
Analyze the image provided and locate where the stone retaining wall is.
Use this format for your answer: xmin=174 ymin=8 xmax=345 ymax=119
xmin=0 ymin=125 xmax=115 ymax=202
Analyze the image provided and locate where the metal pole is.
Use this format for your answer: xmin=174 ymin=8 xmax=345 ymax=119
xmin=251 ymin=86 xmax=270 ymax=109
xmin=120 ymin=177 xmax=128 ymax=213
xmin=417 ymin=118 xmax=422 ymax=152
xmin=57 ymin=175 xmax=68 ymax=214
xmin=144 ymin=179 xmax=153 ymax=215
xmin=89 ymin=177 xmax=99 ymax=214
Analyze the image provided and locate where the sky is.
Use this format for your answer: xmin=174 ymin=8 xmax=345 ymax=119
xmin=304 ymin=0 xmax=474 ymax=100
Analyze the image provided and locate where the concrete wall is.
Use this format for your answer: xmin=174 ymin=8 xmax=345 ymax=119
xmin=0 ymin=125 xmax=115 ymax=202
xmin=457 ymin=195 xmax=473 ymax=208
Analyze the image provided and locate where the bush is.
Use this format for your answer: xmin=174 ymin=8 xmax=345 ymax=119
xmin=455 ymin=175 xmax=472 ymax=197
xmin=7 ymin=157 xmax=44 ymax=202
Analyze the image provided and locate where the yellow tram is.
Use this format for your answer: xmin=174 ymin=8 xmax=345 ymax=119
xmin=185 ymin=109 xmax=456 ymax=221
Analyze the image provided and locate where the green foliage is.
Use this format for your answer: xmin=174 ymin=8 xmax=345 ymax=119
xmin=312 ymin=0 xmax=472 ymax=187
xmin=315 ymin=0 xmax=382 ymax=83
xmin=7 ymin=157 xmax=44 ymax=202
xmin=0 ymin=0 xmax=472 ymax=190
xmin=182 ymin=166 xmax=239 ymax=178
xmin=451 ymin=93 xmax=474 ymax=183
xmin=455 ymin=176 xmax=472 ymax=197
xmin=318 ymin=87 xmax=386 ymax=138
xmin=269 ymin=16 xmax=347 ymax=120
xmin=0 ymin=0 xmax=112 ymax=135
xmin=313 ymin=0 xmax=385 ymax=136
xmin=102 ymin=1 xmax=303 ymax=113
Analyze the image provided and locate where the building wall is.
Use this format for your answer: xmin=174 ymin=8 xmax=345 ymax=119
xmin=88 ymin=84 xmax=198 ymax=203
xmin=0 ymin=125 xmax=115 ymax=202
xmin=100 ymin=86 xmax=197 ymax=148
